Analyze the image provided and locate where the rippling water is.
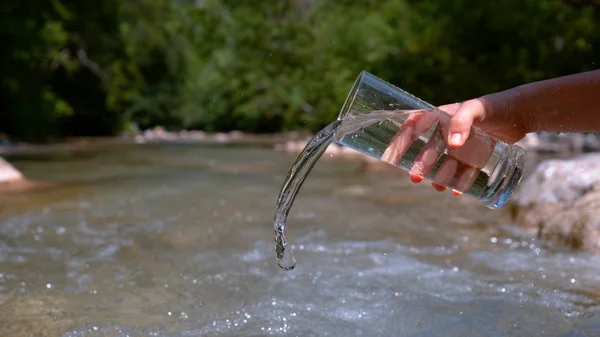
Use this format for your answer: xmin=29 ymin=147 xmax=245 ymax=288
xmin=1 ymin=142 xmax=599 ymax=336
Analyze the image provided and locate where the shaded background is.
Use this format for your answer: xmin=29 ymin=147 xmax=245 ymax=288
xmin=1 ymin=0 xmax=599 ymax=142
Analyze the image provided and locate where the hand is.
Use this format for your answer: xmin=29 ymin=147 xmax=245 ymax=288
xmin=382 ymin=94 xmax=527 ymax=194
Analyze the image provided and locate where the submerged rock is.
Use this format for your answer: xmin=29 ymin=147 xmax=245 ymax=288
xmin=512 ymin=153 xmax=600 ymax=253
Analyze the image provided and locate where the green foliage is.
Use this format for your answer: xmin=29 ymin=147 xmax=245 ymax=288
xmin=1 ymin=0 xmax=599 ymax=142
xmin=393 ymin=0 xmax=600 ymax=104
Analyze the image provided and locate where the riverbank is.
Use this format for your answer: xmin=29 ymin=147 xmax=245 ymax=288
xmin=3 ymin=129 xmax=598 ymax=183
xmin=3 ymin=127 xmax=599 ymax=156
xmin=0 ymin=129 xmax=308 ymax=157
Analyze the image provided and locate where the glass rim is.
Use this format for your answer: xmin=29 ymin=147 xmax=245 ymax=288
xmin=337 ymin=70 xmax=436 ymax=121
xmin=337 ymin=70 xmax=369 ymax=120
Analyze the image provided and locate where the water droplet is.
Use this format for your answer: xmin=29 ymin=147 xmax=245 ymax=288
xmin=570 ymin=278 xmax=576 ymax=284
xmin=490 ymin=237 xmax=498 ymax=243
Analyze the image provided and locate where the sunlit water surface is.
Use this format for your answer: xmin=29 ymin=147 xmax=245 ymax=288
xmin=1 ymin=142 xmax=599 ymax=336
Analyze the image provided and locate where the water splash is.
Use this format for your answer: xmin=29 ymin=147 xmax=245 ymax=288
xmin=272 ymin=111 xmax=412 ymax=270
xmin=273 ymin=119 xmax=343 ymax=270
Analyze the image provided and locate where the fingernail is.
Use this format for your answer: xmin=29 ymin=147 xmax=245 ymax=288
xmin=450 ymin=133 xmax=462 ymax=146
xmin=452 ymin=190 xmax=463 ymax=196
xmin=412 ymin=175 xmax=424 ymax=183
xmin=433 ymin=183 xmax=447 ymax=192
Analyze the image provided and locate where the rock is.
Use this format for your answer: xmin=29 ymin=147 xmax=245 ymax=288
xmin=516 ymin=132 xmax=600 ymax=155
xmin=142 ymin=128 xmax=157 ymax=141
xmin=515 ymin=133 xmax=540 ymax=151
xmin=134 ymin=134 xmax=146 ymax=144
xmin=512 ymin=153 xmax=600 ymax=252
xmin=277 ymin=139 xmax=308 ymax=153
xmin=228 ymin=130 xmax=245 ymax=140
xmin=274 ymin=138 xmax=387 ymax=173
xmin=0 ymin=156 xmax=43 ymax=192
xmin=0 ymin=156 xmax=24 ymax=184
xmin=213 ymin=132 xmax=230 ymax=143
xmin=583 ymin=133 xmax=600 ymax=152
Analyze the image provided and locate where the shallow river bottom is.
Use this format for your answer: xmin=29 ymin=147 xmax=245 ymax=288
xmin=1 ymin=143 xmax=599 ymax=336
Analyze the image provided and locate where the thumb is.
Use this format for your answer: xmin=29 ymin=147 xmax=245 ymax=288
xmin=447 ymin=99 xmax=485 ymax=148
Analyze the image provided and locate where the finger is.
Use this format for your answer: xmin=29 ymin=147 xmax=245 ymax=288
xmin=451 ymin=165 xmax=480 ymax=193
xmin=447 ymin=100 xmax=485 ymax=149
xmin=432 ymin=156 xmax=459 ymax=189
xmin=409 ymin=172 xmax=424 ymax=183
xmin=382 ymin=111 xmax=434 ymax=165
xmin=381 ymin=128 xmax=412 ymax=165
xmin=448 ymin=135 xmax=494 ymax=169
xmin=381 ymin=114 xmax=418 ymax=165
xmin=432 ymin=182 xmax=447 ymax=192
xmin=437 ymin=103 xmax=462 ymax=117
xmin=411 ymin=126 xmax=445 ymax=177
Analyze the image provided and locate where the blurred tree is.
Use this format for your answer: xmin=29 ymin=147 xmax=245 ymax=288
xmin=394 ymin=0 xmax=599 ymax=104
xmin=118 ymin=0 xmax=201 ymax=130
xmin=1 ymin=0 xmax=598 ymax=142
xmin=51 ymin=0 xmax=126 ymax=137
xmin=185 ymin=0 xmax=313 ymax=132
xmin=0 ymin=0 xmax=74 ymax=142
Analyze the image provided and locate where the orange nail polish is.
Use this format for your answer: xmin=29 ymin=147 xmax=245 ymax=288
xmin=452 ymin=190 xmax=463 ymax=196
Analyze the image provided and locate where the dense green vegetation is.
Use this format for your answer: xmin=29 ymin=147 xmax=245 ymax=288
xmin=2 ymin=0 xmax=599 ymax=142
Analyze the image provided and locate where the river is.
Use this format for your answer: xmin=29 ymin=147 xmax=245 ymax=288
xmin=1 ymin=141 xmax=599 ymax=336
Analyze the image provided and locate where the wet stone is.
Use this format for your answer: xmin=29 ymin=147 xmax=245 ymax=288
xmin=512 ymin=153 xmax=600 ymax=253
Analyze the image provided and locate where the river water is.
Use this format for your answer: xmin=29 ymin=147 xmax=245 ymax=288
xmin=1 ymin=141 xmax=599 ymax=336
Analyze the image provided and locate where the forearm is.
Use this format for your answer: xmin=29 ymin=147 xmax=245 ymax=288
xmin=508 ymin=70 xmax=600 ymax=133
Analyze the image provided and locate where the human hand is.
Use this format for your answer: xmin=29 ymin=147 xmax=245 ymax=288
xmin=382 ymin=94 xmax=527 ymax=194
